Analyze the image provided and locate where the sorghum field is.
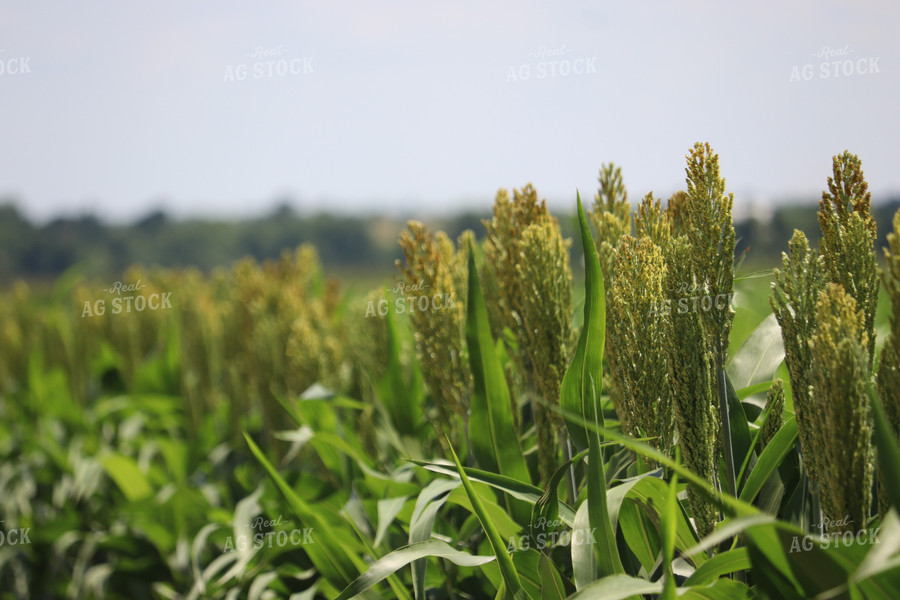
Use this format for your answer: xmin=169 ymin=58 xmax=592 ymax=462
xmin=1 ymin=143 xmax=899 ymax=599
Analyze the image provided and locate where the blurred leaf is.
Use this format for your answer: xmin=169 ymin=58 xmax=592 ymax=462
xmin=101 ymin=454 xmax=153 ymax=502
xmin=243 ymin=432 xmax=364 ymax=591
xmin=377 ymin=302 xmax=422 ymax=437
xmin=870 ymin=384 xmax=900 ymax=513
xmin=683 ymin=548 xmax=751 ymax=586
xmin=335 ymin=540 xmax=495 ymax=600
xmin=538 ymin=554 xmax=566 ymax=599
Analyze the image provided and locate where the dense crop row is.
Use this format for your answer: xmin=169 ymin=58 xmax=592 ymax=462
xmin=1 ymin=143 xmax=899 ymax=598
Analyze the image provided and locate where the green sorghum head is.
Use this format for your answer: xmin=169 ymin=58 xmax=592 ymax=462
xmin=809 ymin=283 xmax=874 ymax=533
xmin=818 ymin=150 xmax=879 ymax=368
xmin=770 ymin=230 xmax=827 ymax=488
xmin=607 ymin=235 xmax=673 ymax=457
xmin=682 ymin=142 xmax=736 ymax=364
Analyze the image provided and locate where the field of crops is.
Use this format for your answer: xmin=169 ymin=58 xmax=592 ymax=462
xmin=1 ymin=143 xmax=899 ymax=599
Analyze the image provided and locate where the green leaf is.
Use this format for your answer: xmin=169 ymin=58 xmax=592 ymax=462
xmin=618 ymin=500 xmax=660 ymax=573
xmin=683 ymin=548 xmax=751 ymax=586
xmin=445 ymin=438 xmax=532 ymax=600
xmin=682 ymin=514 xmax=776 ymax=559
xmin=538 ymin=554 xmax=566 ymax=600
xmin=617 ymin=476 xmax=703 ymax=562
xmin=561 ymin=192 xmax=606 ymax=454
xmin=375 ymin=496 xmax=409 ymax=547
xmin=531 ymin=449 xmax=588 ymax=546
xmin=243 ymin=432 xmax=363 ymax=590
xmin=735 ymin=380 xmax=775 ymax=401
xmin=465 ymin=238 xmax=532 ymax=524
xmin=721 ymin=371 xmax=753 ymax=495
xmin=743 ymin=523 xmax=805 ymax=600
xmin=870 ymin=384 xmax=900 ymax=513
xmin=572 ymin=502 xmax=596 ymax=590
xmin=409 ymin=479 xmax=460 ymax=599
xmin=676 ymin=579 xmax=752 ymax=599
xmin=409 ymin=459 xmax=557 ymax=515
xmin=727 ymin=313 xmax=785 ymax=389
xmin=568 ymin=574 xmax=662 ymax=599
xmin=376 ymin=302 xmax=422 ymax=436
xmin=553 ymin=402 xmax=757 ymax=519
xmin=739 ymin=417 xmax=798 ymax=504
xmin=560 ymin=193 xmax=623 ymax=580
xmin=335 ymin=540 xmax=495 ymax=600
xmin=660 ymin=473 xmax=679 ymax=600
xmin=101 ymin=454 xmax=153 ymax=502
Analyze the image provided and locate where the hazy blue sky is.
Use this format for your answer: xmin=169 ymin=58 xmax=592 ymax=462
xmin=1 ymin=0 xmax=898 ymax=223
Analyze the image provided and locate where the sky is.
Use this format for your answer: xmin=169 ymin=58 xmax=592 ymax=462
xmin=1 ymin=0 xmax=898 ymax=223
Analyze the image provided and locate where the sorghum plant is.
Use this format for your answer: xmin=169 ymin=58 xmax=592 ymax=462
xmin=682 ymin=142 xmax=736 ymax=366
xmin=483 ymin=184 xmax=573 ymax=482
xmin=590 ymin=163 xmax=632 ymax=290
xmin=809 ymin=283 xmax=873 ymax=533
xmin=397 ymin=221 xmax=471 ymax=450
xmin=771 ymin=231 xmax=827 ymax=490
xmin=589 ymin=164 xmax=632 ymax=430
xmin=760 ymin=379 xmax=785 ymax=451
xmin=634 ymin=192 xmax=672 ymax=249
xmin=818 ymin=150 xmax=879 ymax=368
xmin=607 ymin=235 xmax=674 ymax=458
xmin=661 ymin=235 xmax=719 ymax=537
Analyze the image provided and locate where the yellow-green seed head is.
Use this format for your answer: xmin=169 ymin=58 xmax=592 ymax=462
xmin=809 ymin=283 xmax=873 ymax=533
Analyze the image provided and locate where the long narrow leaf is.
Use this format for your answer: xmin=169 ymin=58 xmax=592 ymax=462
xmin=335 ymin=541 xmax=495 ymax=600
xmin=446 ymin=438 xmax=531 ymax=600
xmin=560 ymin=193 xmax=623 ymax=580
xmin=870 ymin=383 xmax=900 ymax=513
xmin=243 ymin=433 xmax=362 ymax=590
xmin=739 ymin=417 xmax=798 ymax=504
xmin=465 ymin=238 xmax=531 ymax=524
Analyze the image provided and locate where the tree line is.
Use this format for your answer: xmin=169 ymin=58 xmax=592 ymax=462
xmin=1 ymin=198 xmax=898 ymax=286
